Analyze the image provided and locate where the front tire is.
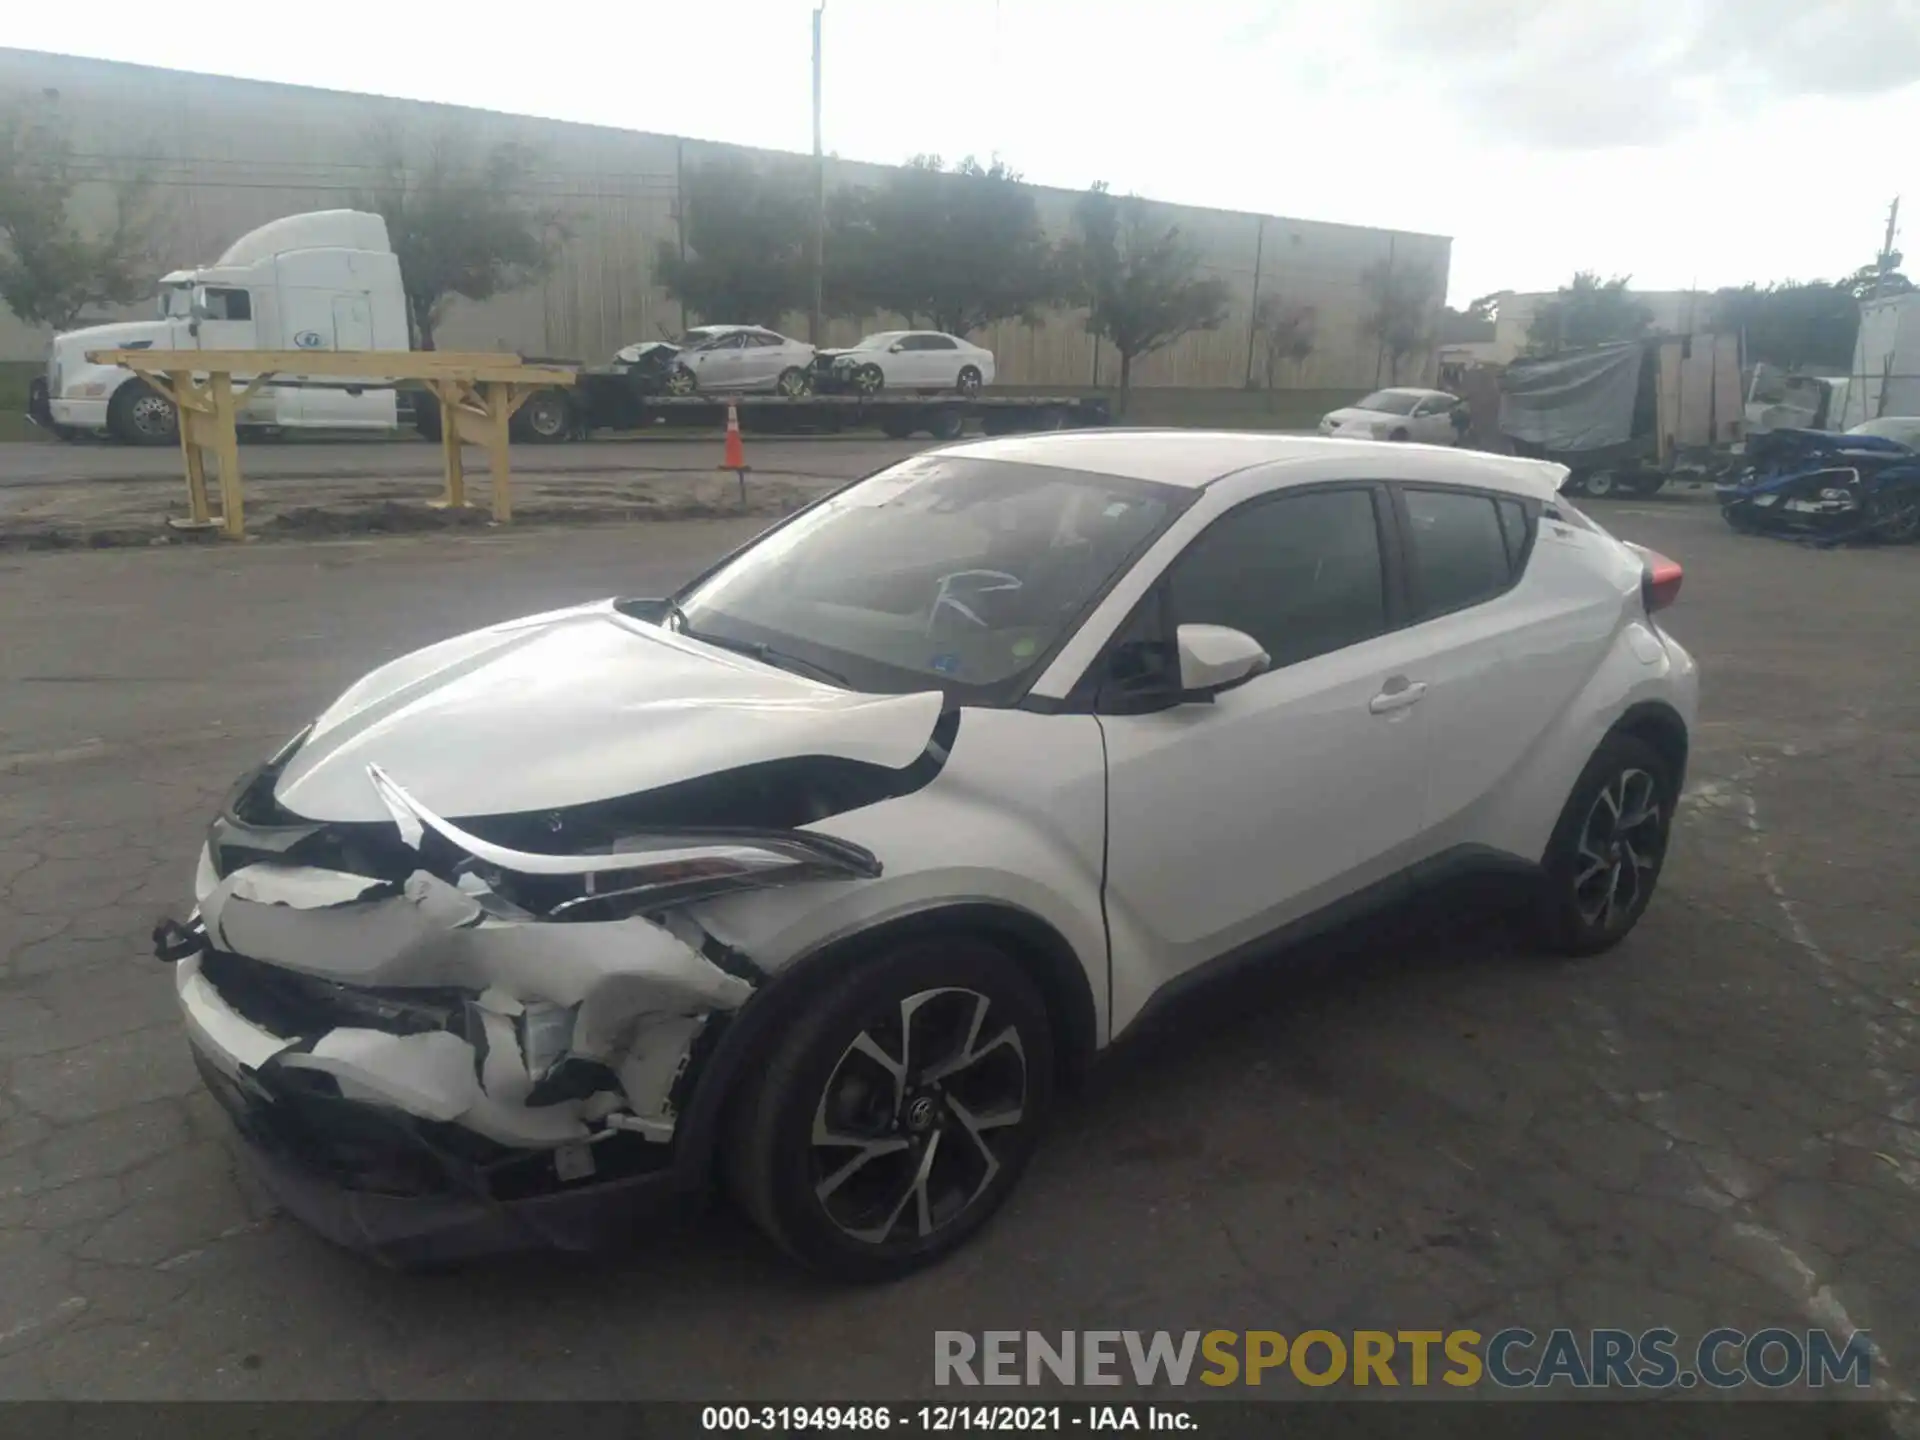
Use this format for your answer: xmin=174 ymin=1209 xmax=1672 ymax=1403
xmin=1869 ymin=489 xmax=1920 ymax=543
xmin=726 ymin=937 xmax=1055 ymax=1281
xmin=1533 ymin=733 xmax=1675 ymax=957
xmin=106 ymin=382 xmax=179 ymax=446
xmin=666 ymin=365 xmax=698 ymax=396
xmin=855 ymin=364 xmax=885 ymax=396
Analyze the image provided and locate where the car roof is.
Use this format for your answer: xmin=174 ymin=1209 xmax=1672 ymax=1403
xmin=939 ymin=430 xmax=1565 ymax=499
xmin=1358 ymin=387 xmax=1451 ymax=401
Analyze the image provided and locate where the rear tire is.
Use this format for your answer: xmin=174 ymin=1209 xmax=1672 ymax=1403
xmin=1388 ymin=427 xmax=1410 ymax=442
xmin=775 ymin=367 xmax=811 ymax=398
xmin=955 ymin=365 xmax=983 ymax=396
xmin=515 ymin=388 xmax=573 ymax=443
xmin=1532 ymin=733 xmax=1675 ymax=957
xmin=725 ymin=937 xmax=1054 ymax=1282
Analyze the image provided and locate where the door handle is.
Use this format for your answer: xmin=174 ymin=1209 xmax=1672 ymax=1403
xmin=1368 ymin=678 xmax=1427 ymax=714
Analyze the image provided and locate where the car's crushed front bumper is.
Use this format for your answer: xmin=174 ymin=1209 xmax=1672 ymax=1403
xmin=188 ymin=1042 xmax=681 ymax=1268
xmin=165 ymin=854 xmax=761 ymax=1264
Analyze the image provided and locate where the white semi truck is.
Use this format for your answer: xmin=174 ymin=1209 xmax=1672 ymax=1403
xmin=30 ymin=209 xmax=409 ymax=444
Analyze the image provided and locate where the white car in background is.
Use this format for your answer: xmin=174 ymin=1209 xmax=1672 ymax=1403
xmin=666 ymin=326 xmax=816 ymax=397
xmin=1846 ymin=416 xmax=1920 ymax=449
xmin=1321 ymin=388 xmax=1464 ymax=444
xmin=821 ymin=331 xmax=996 ymax=395
xmin=160 ymin=431 xmax=1695 ymax=1279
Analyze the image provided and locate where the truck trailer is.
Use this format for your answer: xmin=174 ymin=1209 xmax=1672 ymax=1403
xmin=28 ymin=209 xmax=1112 ymax=446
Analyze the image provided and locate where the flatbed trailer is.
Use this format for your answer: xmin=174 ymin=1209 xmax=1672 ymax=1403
xmin=413 ymin=366 xmax=1113 ymax=444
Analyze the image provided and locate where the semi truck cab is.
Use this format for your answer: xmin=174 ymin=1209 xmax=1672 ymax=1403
xmin=37 ymin=209 xmax=410 ymax=444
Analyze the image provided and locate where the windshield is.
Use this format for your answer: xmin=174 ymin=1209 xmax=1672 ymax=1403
xmin=668 ymin=455 xmax=1188 ymax=702
xmin=159 ymin=286 xmax=193 ymax=319
xmin=852 ymin=334 xmax=898 ymax=350
xmin=679 ymin=328 xmax=733 ymax=350
xmin=1354 ymin=389 xmax=1428 ymax=416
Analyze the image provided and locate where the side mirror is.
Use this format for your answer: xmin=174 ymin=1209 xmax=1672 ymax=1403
xmin=1176 ymin=624 xmax=1269 ymax=700
xmin=889 ymin=342 xmax=906 ymax=353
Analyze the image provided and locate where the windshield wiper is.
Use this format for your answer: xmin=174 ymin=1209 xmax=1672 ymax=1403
xmin=676 ymin=622 xmax=850 ymax=688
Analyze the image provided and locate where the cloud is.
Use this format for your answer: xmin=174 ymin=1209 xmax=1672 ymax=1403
xmin=1363 ymin=0 xmax=1920 ymax=148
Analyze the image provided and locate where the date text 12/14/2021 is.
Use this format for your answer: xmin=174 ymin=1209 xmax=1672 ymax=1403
xmin=702 ymin=1407 xmax=1196 ymax=1431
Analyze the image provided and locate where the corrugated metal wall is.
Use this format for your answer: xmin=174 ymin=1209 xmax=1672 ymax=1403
xmin=0 ymin=48 xmax=1451 ymax=388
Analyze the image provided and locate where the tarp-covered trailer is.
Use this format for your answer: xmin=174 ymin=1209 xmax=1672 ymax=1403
xmin=1498 ymin=334 xmax=1744 ymax=497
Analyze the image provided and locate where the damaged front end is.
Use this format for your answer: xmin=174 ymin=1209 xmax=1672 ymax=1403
xmin=157 ymin=735 xmax=883 ymax=1267
xmin=1716 ymin=427 xmax=1920 ymax=545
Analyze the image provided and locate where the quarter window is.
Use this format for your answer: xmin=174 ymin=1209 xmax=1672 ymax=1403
xmin=1165 ymin=488 xmax=1388 ymax=669
xmin=1403 ymin=488 xmax=1514 ymax=616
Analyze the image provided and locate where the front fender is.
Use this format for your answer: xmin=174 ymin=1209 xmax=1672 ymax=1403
xmin=683 ymin=708 xmax=1111 ymax=1034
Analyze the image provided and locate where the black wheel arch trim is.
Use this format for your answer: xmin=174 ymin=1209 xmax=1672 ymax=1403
xmin=667 ymin=899 xmax=1099 ymax=1190
xmin=1608 ymin=699 xmax=1690 ymax=800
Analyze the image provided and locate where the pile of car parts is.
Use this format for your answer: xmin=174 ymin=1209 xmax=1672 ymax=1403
xmin=1715 ymin=427 xmax=1920 ymax=545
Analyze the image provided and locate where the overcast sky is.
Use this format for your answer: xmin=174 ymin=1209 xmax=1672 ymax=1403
xmin=10 ymin=0 xmax=1918 ymax=304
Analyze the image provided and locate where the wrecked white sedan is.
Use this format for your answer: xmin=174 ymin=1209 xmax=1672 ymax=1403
xmin=159 ymin=431 xmax=1695 ymax=1276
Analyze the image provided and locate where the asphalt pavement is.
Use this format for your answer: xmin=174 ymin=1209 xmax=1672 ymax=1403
xmin=0 ymin=501 xmax=1915 ymax=1408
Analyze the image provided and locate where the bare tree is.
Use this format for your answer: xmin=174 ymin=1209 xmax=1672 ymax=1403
xmin=1360 ymin=260 xmax=1440 ymax=383
xmin=0 ymin=104 xmax=160 ymax=331
xmin=1254 ymin=294 xmax=1317 ymax=397
xmin=354 ymin=129 xmax=569 ymax=350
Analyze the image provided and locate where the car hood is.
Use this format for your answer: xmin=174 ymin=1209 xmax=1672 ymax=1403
xmin=273 ymin=599 xmax=946 ymax=824
xmin=1322 ymin=408 xmax=1393 ymax=428
xmin=56 ymin=319 xmax=170 ymax=356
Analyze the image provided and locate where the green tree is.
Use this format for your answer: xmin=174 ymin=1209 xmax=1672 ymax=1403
xmin=1360 ymin=259 xmax=1441 ymax=383
xmin=1710 ymin=280 xmax=1860 ymax=372
xmin=1253 ymin=294 xmax=1317 ymax=394
xmin=1842 ymin=261 xmax=1913 ymax=302
xmin=0 ymin=105 xmax=159 ymax=331
xmin=1063 ymin=184 xmax=1232 ymax=417
xmin=834 ymin=156 xmax=1060 ymax=335
xmin=354 ymin=130 xmax=567 ymax=350
xmin=1526 ymin=272 xmax=1653 ymax=353
xmin=656 ymin=158 xmax=813 ymax=331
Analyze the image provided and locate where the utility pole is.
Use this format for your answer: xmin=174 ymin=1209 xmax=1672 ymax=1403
xmin=810 ymin=3 xmax=826 ymax=347
xmin=1872 ymin=195 xmax=1901 ymax=300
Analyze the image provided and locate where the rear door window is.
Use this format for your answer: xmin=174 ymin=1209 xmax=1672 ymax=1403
xmin=1402 ymin=487 xmax=1515 ymax=617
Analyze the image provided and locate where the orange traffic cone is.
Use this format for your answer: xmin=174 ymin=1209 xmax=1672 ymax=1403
xmin=722 ymin=402 xmax=747 ymax=470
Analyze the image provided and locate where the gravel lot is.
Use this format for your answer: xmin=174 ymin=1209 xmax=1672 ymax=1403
xmin=0 ymin=497 xmax=1913 ymax=1412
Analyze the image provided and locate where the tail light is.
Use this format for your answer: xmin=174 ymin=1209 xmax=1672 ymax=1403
xmin=1639 ymin=549 xmax=1684 ymax=613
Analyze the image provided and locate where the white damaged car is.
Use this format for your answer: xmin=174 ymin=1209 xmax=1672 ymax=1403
xmin=159 ymin=432 xmax=1696 ymax=1275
